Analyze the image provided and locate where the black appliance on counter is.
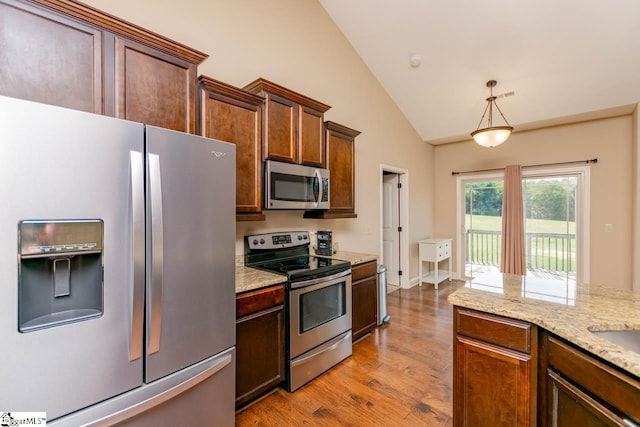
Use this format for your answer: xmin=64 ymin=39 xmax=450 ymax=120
xmin=245 ymin=231 xmax=352 ymax=392
xmin=316 ymin=230 xmax=333 ymax=256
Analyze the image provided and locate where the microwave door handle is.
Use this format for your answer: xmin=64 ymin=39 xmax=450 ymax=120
xmin=129 ymin=151 xmax=144 ymax=361
xmin=313 ymin=169 xmax=321 ymax=207
xmin=148 ymin=153 xmax=164 ymax=355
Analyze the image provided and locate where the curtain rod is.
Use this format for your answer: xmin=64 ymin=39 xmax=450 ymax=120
xmin=451 ymin=158 xmax=598 ymax=176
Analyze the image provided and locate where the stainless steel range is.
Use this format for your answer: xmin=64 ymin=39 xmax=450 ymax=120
xmin=245 ymin=231 xmax=352 ymax=391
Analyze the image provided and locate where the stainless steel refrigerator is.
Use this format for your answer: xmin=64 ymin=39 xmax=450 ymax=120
xmin=0 ymin=95 xmax=236 ymax=426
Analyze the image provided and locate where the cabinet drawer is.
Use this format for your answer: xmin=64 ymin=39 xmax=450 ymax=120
xmin=236 ymin=284 xmax=285 ymax=318
xmin=352 ymin=260 xmax=377 ymax=283
xmin=547 ymin=335 xmax=640 ymax=421
xmin=437 ymin=242 xmax=450 ymax=260
xmin=456 ymin=308 xmax=532 ymax=353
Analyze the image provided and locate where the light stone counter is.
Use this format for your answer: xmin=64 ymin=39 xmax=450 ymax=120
xmin=234 ymin=251 xmax=377 ymax=294
xmin=448 ymin=272 xmax=640 ymax=378
xmin=235 ymin=255 xmax=286 ymax=294
xmin=326 ymin=250 xmax=377 ymax=266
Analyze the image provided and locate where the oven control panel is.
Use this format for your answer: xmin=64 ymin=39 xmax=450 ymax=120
xmin=246 ymin=231 xmax=309 ymax=250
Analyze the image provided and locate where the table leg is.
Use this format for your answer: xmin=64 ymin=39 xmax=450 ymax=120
xmin=434 ymin=262 xmax=439 ymax=290
xmin=419 ymin=260 xmax=423 ymax=286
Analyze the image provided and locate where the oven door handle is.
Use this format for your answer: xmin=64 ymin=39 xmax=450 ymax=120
xmin=289 ymin=268 xmax=351 ymax=289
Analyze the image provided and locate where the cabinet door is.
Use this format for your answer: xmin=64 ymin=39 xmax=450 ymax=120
xmin=264 ymin=94 xmax=297 ymax=163
xmin=299 ymin=105 xmax=324 ymax=167
xmin=454 ymin=336 xmax=535 ymax=427
xmin=198 ymin=79 xmax=264 ymax=218
xmin=547 ymin=371 xmax=623 ymax=427
xmin=236 ymin=306 xmax=285 ymax=409
xmin=352 ymin=276 xmax=377 ymax=341
xmin=0 ymin=0 xmax=102 ymax=113
xmin=326 ymin=129 xmax=355 ymax=212
xmin=113 ymin=36 xmax=197 ymax=133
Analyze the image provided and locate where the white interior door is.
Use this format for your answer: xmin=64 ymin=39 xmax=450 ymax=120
xmin=383 ymin=173 xmax=400 ymax=285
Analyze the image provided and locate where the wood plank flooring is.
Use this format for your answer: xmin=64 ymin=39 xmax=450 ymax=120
xmin=236 ymin=280 xmax=466 ymax=426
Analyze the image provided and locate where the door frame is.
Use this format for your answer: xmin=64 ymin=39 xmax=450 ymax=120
xmin=379 ymin=164 xmax=410 ymax=288
xmin=455 ymin=166 xmax=590 ymax=283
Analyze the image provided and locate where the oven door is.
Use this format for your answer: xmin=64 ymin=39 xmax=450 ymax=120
xmin=265 ymin=160 xmax=329 ymax=210
xmin=289 ymin=270 xmax=352 ymax=358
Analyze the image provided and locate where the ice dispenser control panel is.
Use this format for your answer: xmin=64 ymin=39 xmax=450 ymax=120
xmin=19 ymin=220 xmax=103 ymax=257
xmin=18 ymin=220 xmax=104 ymax=333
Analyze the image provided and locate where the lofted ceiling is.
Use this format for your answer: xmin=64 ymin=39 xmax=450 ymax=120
xmin=318 ymin=0 xmax=640 ymax=144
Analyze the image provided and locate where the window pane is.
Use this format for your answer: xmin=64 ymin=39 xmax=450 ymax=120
xmin=464 ymin=181 xmax=503 ymax=277
xmin=523 ymin=176 xmax=577 ymax=281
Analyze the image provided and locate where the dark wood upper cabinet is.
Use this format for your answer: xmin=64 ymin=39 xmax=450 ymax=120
xmin=0 ymin=0 xmax=208 ymax=133
xmin=0 ymin=0 xmax=103 ymax=113
xmin=197 ymin=76 xmax=266 ymax=221
xmin=244 ymin=78 xmax=330 ymax=167
xmin=305 ymin=121 xmax=361 ymax=219
xmin=299 ymin=105 xmax=325 ymax=167
xmin=113 ymin=36 xmax=198 ymax=133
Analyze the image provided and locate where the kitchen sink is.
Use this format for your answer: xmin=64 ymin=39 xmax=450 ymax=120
xmin=591 ymin=330 xmax=640 ymax=354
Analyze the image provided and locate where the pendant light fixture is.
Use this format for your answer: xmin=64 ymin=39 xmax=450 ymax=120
xmin=471 ymin=80 xmax=514 ymax=148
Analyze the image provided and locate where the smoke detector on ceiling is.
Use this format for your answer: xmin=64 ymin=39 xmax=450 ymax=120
xmin=409 ymin=54 xmax=422 ymax=68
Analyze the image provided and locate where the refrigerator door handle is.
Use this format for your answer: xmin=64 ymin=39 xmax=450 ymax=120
xmin=130 ymin=151 xmax=145 ymax=361
xmin=148 ymin=153 xmax=164 ymax=355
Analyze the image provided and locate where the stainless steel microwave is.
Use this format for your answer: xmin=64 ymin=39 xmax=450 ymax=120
xmin=264 ymin=160 xmax=329 ymax=210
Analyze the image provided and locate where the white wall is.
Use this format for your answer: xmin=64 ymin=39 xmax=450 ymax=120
xmin=82 ymin=0 xmax=435 ymax=281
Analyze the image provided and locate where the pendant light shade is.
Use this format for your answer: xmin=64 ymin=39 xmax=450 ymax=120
xmin=471 ymin=80 xmax=514 ymax=148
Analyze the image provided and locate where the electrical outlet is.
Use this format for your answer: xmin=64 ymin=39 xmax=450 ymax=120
xmin=333 ymin=241 xmax=340 ymax=252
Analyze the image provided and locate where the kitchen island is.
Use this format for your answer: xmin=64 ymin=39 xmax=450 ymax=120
xmin=448 ymin=273 xmax=640 ymax=426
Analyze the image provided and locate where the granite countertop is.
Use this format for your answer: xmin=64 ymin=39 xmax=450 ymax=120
xmin=325 ymin=250 xmax=377 ymax=266
xmin=448 ymin=272 xmax=640 ymax=378
xmin=234 ymin=251 xmax=378 ymax=294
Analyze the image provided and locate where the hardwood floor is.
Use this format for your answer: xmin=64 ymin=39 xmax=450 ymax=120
xmin=236 ymin=280 xmax=466 ymax=426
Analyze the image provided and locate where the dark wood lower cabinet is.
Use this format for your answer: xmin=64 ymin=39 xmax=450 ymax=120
xmin=453 ymin=308 xmax=536 ymax=427
xmin=453 ymin=308 xmax=640 ymax=427
xmin=235 ymin=284 xmax=285 ymax=409
xmin=455 ymin=337 xmax=535 ymax=426
xmin=541 ymin=332 xmax=640 ymax=427
xmin=351 ymin=261 xmax=378 ymax=341
xmin=547 ymin=371 xmax=623 ymax=426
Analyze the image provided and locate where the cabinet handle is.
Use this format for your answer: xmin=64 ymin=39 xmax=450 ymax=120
xmin=624 ymin=419 xmax=640 ymax=427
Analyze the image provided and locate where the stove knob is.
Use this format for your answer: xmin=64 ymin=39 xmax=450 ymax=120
xmin=252 ymin=239 xmax=258 ymax=246
xmin=259 ymin=238 xmax=265 ymax=245
xmin=303 ymin=235 xmax=308 ymax=240
xmin=297 ymin=235 xmax=302 ymax=240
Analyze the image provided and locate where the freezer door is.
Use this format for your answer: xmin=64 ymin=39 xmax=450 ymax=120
xmin=48 ymin=348 xmax=235 ymax=427
xmin=0 ymin=96 xmax=145 ymax=420
xmin=145 ymin=126 xmax=236 ymax=382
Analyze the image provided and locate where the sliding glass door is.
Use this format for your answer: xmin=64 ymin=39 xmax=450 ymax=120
xmin=523 ymin=176 xmax=578 ymax=281
xmin=463 ymin=179 xmax=503 ymax=278
xmin=457 ymin=167 xmax=589 ymax=283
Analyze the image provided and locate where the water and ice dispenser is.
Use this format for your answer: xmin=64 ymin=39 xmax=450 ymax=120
xmin=18 ymin=220 xmax=104 ymax=332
